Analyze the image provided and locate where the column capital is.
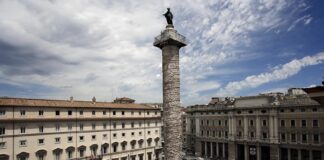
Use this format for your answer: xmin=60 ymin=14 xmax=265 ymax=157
xmin=154 ymin=27 xmax=187 ymax=49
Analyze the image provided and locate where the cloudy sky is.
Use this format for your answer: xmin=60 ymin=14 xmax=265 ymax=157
xmin=0 ymin=0 xmax=323 ymax=106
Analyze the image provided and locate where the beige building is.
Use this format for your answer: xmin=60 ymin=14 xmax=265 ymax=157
xmin=185 ymin=88 xmax=324 ymax=160
xmin=0 ymin=97 xmax=162 ymax=160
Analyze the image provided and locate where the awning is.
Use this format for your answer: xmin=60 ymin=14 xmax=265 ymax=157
xmin=90 ymin=144 xmax=98 ymax=150
xmin=78 ymin=145 xmax=86 ymax=150
xmin=35 ymin=149 xmax=47 ymax=156
xmin=0 ymin=154 xmax=9 ymax=160
xmin=102 ymin=143 xmax=109 ymax=147
xmin=66 ymin=146 xmax=75 ymax=152
xmin=53 ymin=148 xmax=63 ymax=154
xmin=16 ymin=152 xmax=29 ymax=158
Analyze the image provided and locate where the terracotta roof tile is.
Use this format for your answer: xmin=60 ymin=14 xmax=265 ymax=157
xmin=0 ymin=97 xmax=158 ymax=110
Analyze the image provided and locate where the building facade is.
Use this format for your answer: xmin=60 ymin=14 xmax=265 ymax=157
xmin=185 ymin=89 xmax=324 ymax=160
xmin=0 ymin=97 xmax=162 ymax=160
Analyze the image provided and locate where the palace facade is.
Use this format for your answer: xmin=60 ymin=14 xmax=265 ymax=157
xmin=0 ymin=97 xmax=162 ymax=160
xmin=185 ymin=88 xmax=324 ymax=160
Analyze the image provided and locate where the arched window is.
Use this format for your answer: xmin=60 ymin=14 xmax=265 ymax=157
xmin=121 ymin=141 xmax=127 ymax=151
xmin=66 ymin=146 xmax=75 ymax=159
xmin=17 ymin=152 xmax=29 ymax=160
xmin=90 ymin=144 xmax=98 ymax=156
xmin=101 ymin=143 xmax=109 ymax=154
xmin=78 ymin=145 xmax=86 ymax=158
xmin=112 ymin=142 xmax=119 ymax=153
xmin=35 ymin=149 xmax=47 ymax=160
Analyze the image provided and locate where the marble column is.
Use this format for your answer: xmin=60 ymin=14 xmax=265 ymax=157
xmin=216 ymin=143 xmax=219 ymax=157
xmin=205 ymin=141 xmax=208 ymax=157
xmin=210 ymin=142 xmax=213 ymax=158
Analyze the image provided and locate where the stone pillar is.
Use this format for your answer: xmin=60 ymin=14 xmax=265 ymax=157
xmin=288 ymin=148 xmax=291 ymax=160
xmin=244 ymin=117 xmax=248 ymax=140
xmin=154 ymin=24 xmax=186 ymax=160
xmin=298 ymin=149 xmax=301 ymax=160
xmin=211 ymin=142 xmax=213 ymax=158
xmin=228 ymin=142 xmax=236 ymax=160
xmin=244 ymin=144 xmax=249 ymax=160
xmin=223 ymin=143 xmax=226 ymax=158
xmin=205 ymin=141 xmax=208 ymax=157
xmin=256 ymin=116 xmax=261 ymax=140
xmin=270 ymin=145 xmax=279 ymax=160
xmin=309 ymin=150 xmax=313 ymax=160
xmin=216 ymin=143 xmax=219 ymax=157
xmin=257 ymin=145 xmax=261 ymax=160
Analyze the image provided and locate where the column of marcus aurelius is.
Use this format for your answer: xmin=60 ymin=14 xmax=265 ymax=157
xmin=154 ymin=20 xmax=187 ymax=159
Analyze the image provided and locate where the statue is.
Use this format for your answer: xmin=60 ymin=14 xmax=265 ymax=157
xmin=163 ymin=8 xmax=173 ymax=25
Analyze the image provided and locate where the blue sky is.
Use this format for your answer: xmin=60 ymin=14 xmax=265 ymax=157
xmin=0 ymin=0 xmax=323 ymax=105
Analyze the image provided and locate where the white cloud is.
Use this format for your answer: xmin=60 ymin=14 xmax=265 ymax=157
xmin=0 ymin=0 xmax=314 ymax=105
xmin=217 ymin=52 xmax=324 ymax=96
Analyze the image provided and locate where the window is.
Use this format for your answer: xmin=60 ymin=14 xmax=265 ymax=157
xmin=20 ymin=110 xmax=26 ymax=116
xmin=139 ymin=122 xmax=142 ymax=127
xmin=139 ymin=131 xmax=142 ymax=135
xmin=54 ymin=152 xmax=60 ymax=160
xmin=291 ymin=133 xmax=296 ymax=142
xmin=147 ymin=122 xmax=150 ymax=127
xmin=301 ymin=108 xmax=306 ymax=112
xmin=291 ymin=120 xmax=295 ymax=127
xmin=280 ymin=109 xmax=284 ymax=112
xmin=113 ymin=111 xmax=116 ymax=115
xmin=147 ymin=111 xmax=150 ymax=115
xmin=79 ymin=110 xmax=83 ymax=115
xmin=302 ymin=120 xmax=307 ymax=127
xmin=0 ymin=142 xmax=6 ymax=148
xmin=218 ymin=120 xmax=221 ymax=126
xmin=250 ymin=120 xmax=254 ymax=126
xmin=68 ymin=110 xmax=72 ymax=116
xmin=39 ymin=110 xmax=44 ymax=116
xmin=122 ymin=133 xmax=125 ymax=137
xmin=250 ymin=132 xmax=254 ymax=138
xmin=263 ymin=120 xmax=267 ymax=126
xmin=312 ymin=108 xmax=318 ymax=112
xmin=131 ymin=111 xmax=134 ymax=115
xmin=0 ymin=110 xmax=5 ymax=115
xmin=122 ymin=111 xmax=125 ymax=115
xmin=20 ymin=140 xmax=26 ymax=146
xmin=92 ymin=135 xmax=96 ymax=140
xmin=68 ymin=136 xmax=73 ymax=142
xmin=55 ymin=125 xmax=60 ymax=131
xmin=20 ymin=127 xmax=26 ymax=134
xmin=131 ymin=122 xmax=134 ymax=128
xmin=55 ymin=110 xmax=60 ymax=116
xmin=55 ymin=137 xmax=60 ymax=143
xmin=113 ymin=133 xmax=117 ymax=138
xmin=225 ymin=120 xmax=228 ymax=125
xmin=302 ymin=134 xmax=307 ymax=142
xmin=139 ymin=111 xmax=141 ymax=115
xmin=207 ymin=120 xmax=209 ymax=125
xmin=79 ymin=124 xmax=83 ymax=131
xmin=122 ymin=123 xmax=125 ymax=128
xmin=103 ymin=123 xmax=107 ymax=129
xmin=313 ymin=134 xmax=319 ymax=143
xmin=261 ymin=110 xmax=267 ymax=113
xmin=92 ymin=124 xmax=96 ymax=130
xmin=39 ymin=126 xmax=44 ymax=133
xmin=113 ymin=145 xmax=117 ymax=152
xmin=103 ymin=134 xmax=107 ymax=139
xmin=68 ymin=151 xmax=73 ymax=159
xmin=38 ymin=139 xmax=44 ymax=145
xmin=281 ymin=133 xmax=286 ymax=141
xmin=248 ymin=110 xmax=253 ymax=114
xmin=238 ymin=131 xmax=242 ymax=138
xmin=131 ymin=132 xmax=135 ymax=136
xmin=238 ymin=120 xmax=242 ymax=126
xmin=113 ymin=122 xmax=117 ymax=129
xmin=92 ymin=110 xmax=96 ymax=115
xmin=148 ymin=131 xmax=151 ymax=135
xmin=103 ymin=111 xmax=106 ymax=115
xmin=155 ymin=111 xmax=157 ymax=115
xmin=79 ymin=136 xmax=84 ymax=141
xmin=281 ymin=120 xmax=285 ymax=127
xmin=262 ymin=132 xmax=267 ymax=139
xmin=225 ymin=131 xmax=228 ymax=138
xmin=313 ymin=120 xmax=318 ymax=127
xmin=80 ymin=150 xmax=84 ymax=157
xmin=68 ymin=124 xmax=72 ymax=131
xmin=155 ymin=130 xmax=158 ymax=134
xmin=290 ymin=109 xmax=295 ymax=112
